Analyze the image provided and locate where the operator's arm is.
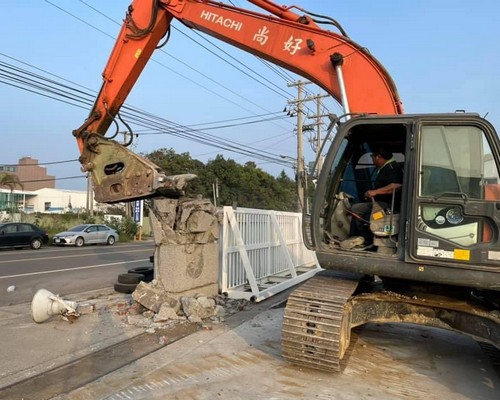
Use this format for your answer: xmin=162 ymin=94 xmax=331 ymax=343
xmin=364 ymin=183 xmax=402 ymax=200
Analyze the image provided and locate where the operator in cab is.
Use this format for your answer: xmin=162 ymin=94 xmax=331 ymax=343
xmin=342 ymin=147 xmax=403 ymax=250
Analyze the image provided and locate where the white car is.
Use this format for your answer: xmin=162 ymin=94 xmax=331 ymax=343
xmin=53 ymin=224 xmax=119 ymax=247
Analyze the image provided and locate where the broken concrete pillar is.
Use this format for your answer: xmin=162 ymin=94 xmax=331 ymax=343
xmin=149 ymin=197 xmax=220 ymax=299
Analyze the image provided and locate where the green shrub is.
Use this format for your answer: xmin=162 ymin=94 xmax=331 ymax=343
xmin=106 ymin=216 xmax=138 ymax=241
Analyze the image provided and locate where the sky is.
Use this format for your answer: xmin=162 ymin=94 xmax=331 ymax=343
xmin=2 ymin=0 xmax=500 ymax=191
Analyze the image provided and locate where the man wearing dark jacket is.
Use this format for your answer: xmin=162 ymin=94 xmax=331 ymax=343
xmin=343 ymin=147 xmax=403 ymax=249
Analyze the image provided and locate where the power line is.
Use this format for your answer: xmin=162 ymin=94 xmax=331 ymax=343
xmin=2 ymin=0 xmax=327 ymax=171
xmin=138 ymin=114 xmax=290 ymax=133
xmin=41 ymin=0 xmax=303 ymax=153
xmin=0 ymin=159 xmax=78 ymax=167
xmin=48 ymin=0 xmax=335 ymax=123
xmin=0 ymin=56 xmax=295 ymax=169
xmin=63 ymin=0 xmax=298 ymax=125
xmin=179 ymin=28 xmax=291 ymax=99
xmin=0 ymin=176 xmax=87 ymax=185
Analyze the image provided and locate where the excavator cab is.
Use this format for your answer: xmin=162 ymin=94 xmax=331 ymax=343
xmin=287 ymin=112 xmax=500 ymax=372
xmin=313 ymin=118 xmax=406 ymax=251
xmin=306 ymin=113 xmax=500 ymax=292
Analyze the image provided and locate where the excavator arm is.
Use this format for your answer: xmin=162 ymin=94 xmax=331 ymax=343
xmin=74 ymin=0 xmax=403 ymax=203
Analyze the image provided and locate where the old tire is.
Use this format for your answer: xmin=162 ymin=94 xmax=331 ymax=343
xmin=118 ymin=273 xmax=145 ymax=284
xmin=113 ymin=282 xmax=137 ymax=294
xmin=128 ymin=266 xmax=154 ymax=282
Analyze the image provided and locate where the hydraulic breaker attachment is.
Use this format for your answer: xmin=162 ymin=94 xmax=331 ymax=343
xmin=77 ymin=132 xmax=195 ymax=203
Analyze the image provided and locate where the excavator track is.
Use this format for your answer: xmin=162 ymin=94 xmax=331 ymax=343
xmin=281 ymin=272 xmax=360 ymax=372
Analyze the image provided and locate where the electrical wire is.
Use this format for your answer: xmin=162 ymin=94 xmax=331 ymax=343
xmin=99 ymin=0 xmax=332 ymax=122
xmin=3 ymin=0 xmax=342 ymax=176
xmin=68 ymin=0 xmax=335 ymax=127
xmin=73 ymin=0 xmax=298 ymax=125
xmin=0 ymin=159 xmax=79 ymax=167
xmin=0 ymin=56 xmax=296 ymax=169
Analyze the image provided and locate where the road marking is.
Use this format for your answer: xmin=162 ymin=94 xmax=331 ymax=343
xmin=0 ymin=259 xmax=149 ymax=279
xmin=0 ymin=249 xmax=151 ymax=264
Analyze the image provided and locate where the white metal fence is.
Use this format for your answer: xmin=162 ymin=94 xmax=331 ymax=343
xmin=220 ymin=206 xmax=321 ymax=302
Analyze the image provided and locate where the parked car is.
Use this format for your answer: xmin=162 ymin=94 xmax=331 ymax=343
xmin=0 ymin=222 xmax=49 ymax=250
xmin=53 ymin=224 xmax=119 ymax=247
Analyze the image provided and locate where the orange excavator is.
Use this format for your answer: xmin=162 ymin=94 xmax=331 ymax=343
xmin=74 ymin=0 xmax=500 ymax=371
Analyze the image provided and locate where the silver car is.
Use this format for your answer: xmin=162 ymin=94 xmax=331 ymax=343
xmin=53 ymin=224 xmax=119 ymax=247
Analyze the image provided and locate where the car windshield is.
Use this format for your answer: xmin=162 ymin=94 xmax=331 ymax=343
xmin=67 ymin=225 xmax=88 ymax=232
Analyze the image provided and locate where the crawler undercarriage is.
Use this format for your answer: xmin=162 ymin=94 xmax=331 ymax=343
xmin=281 ymin=271 xmax=500 ymax=372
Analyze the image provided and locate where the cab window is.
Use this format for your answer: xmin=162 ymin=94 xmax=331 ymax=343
xmin=417 ymin=125 xmax=500 ymax=247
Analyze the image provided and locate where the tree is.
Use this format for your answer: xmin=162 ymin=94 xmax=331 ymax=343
xmin=0 ymin=173 xmax=23 ymax=213
xmin=144 ymin=148 xmax=204 ymax=175
xmin=203 ymin=156 xmax=297 ymax=211
xmin=144 ymin=148 xmax=205 ymax=197
xmin=0 ymin=173 xmax=23 ymax=191
xmin=142 ymin=149 xmax=298 ymax=211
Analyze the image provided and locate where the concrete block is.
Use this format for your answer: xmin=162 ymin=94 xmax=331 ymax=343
xmin=186 ymin=210 xmax=215 ymax=233
xmin=156 ymin=242 xmax=218 ymax=296
xmin=149 ymin=196 xmax=220 ymax=298
xmin=154 ymin=304 xmax=186 ymax=322
xmin=149 ymin=198 xmax=177 ymax=244
xmin=181 ymin=296 xmax=215 ymax=320
xmin=132 ymin=281 xmax=180 ymax=313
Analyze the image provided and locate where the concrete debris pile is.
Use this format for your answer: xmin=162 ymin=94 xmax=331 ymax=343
xmin=108 ymin=281 xmax=250 ymax=333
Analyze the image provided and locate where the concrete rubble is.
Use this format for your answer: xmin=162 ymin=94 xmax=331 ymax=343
xmin=98 ymin=280 xmax=251 ymax=333
xmin=129 ymin=195 xmax=242 ymax=331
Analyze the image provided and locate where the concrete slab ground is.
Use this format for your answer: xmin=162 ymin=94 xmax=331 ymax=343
xmin=0 ymin=288 xmax=143 ymax=389
xmin=55 ymin=307 xmax=500 ymax=400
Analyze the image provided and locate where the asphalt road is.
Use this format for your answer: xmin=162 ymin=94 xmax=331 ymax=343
xmin=0 ymin=240 xmax=154 ymax=306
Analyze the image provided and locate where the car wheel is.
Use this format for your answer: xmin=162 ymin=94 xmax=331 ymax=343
xmin=75 ymin=237 xmax=85 ymax=247
xmin=107 ymin=236 xmax=116 ymax=245
xmin=31 ymin=238 xmax=43 ymax=250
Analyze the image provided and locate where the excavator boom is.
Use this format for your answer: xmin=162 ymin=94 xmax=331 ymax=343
xmin=74 ymin=0 xmax=403 ymax=203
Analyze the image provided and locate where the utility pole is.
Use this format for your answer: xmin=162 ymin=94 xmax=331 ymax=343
xmin=304 ymin=93 xmax=329 ymax=176
xmin=86 ymin=173 xmax=94 ymax=217
xmin=120 ymin=131 xmax=135 ymax=218
xmin=287 ymin=80 xmax=311 ymax=212
xmin=315 ymin=95 xmax=324 ymax=173
xmin=212 ymin=179 xmax=219 ymax=207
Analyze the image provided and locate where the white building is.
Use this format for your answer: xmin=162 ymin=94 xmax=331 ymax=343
xmin=0 ymin=187 xmax=98 ymax=214
xmin=28 ymin=188 xmax=94 ymax=213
